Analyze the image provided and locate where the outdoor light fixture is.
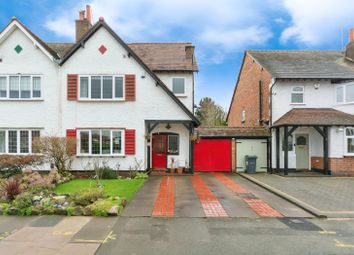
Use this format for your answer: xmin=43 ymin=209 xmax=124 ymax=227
xmin=337 ymin=127 xmax=344 ymax=132
xmin=166 ymin=123 xmax=171 ymax=129
xmin=313 ymin=83 xmax=320 ymax=89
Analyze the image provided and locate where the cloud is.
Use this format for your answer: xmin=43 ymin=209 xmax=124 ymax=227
xmin=44 ymin=0 xmax=274 ymax=62
xmin=280 ymin=0 xmax=354 ymax=47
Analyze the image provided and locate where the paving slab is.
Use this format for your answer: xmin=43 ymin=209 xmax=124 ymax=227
xmin=0 ymin=216 xmax=39 ymax=238
xmin=71 ymin=217 xmax=117 ymax=243
xmin=57 ymin=243 xmax=100 ymax=255
xmin=123 ymin=176 xmax=162 ymax=217
xmin=174 ymin=176 xmax=204 ymax=217
xmin=201 ymin=173 xmax=258 ymax=218
xmin=52 ymin=216 xmax=92 ymax=237
xmin=29 ymin=215 xmax=65 ymax=227
xmin=230 ymin=174 xmax=313 ymax=218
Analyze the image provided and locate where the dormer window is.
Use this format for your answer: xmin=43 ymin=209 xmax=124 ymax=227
xmin=172 ymin=77 xmax=186 ymax=96
xmin=0 ymin=75 xmax=42 ymax=100
xmin=291 ymin=86 xmax=304 ymax=104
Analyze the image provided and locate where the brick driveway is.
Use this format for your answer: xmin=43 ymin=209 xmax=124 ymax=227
xmin=123 ymin=173 xmax=311 ymax=218
xmin=243 ymin=173 xmax=354 ymax=218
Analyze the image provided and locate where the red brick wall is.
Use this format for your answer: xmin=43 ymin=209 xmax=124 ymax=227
xmin=227 ymin=53 xmax=272 ymax=127
xmin=311 ymin=156 xmax=354 ymax=176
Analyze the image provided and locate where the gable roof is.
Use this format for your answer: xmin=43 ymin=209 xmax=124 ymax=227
xmin=128 ymin=43 xmax=198 ymax=72
xmin=0 ymin=17 xmax=60 ymax=60
xmin=59 ymin=20 xmax=199 ymax=125
xmin=247 ymin=50 xmax=354 ymax=79
xmin=273 ymin=108 xmax=354 ymax=127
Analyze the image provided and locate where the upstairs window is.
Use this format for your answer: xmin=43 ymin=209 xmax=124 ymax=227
xmin=172 ymin=77 xmax=186 ymax=96
xmin=0 ymin=75 xmax=41 ymax=99
xmin=346 ymin=128 xmax=354 ymax=154
xmin=79 ymin=75 xmax=124 ymax=100
xmin=291 ymin=86 xmax=304 ymax=104
xmin=337 ymin=84 xmax=354 ymax=104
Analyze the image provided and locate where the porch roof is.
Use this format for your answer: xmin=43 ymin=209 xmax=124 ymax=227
xmin=195 ymin=127 xmax=270 ymax=138
xmin=273 ymin=108 xmax=354 ymax=127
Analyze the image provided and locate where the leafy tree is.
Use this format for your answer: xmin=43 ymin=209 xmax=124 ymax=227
xmin=195 ymin=97 xmax=227 ymax=126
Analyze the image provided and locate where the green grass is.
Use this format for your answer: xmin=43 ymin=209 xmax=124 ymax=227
xmin=54 ymin=179 xmax=145 ymax=201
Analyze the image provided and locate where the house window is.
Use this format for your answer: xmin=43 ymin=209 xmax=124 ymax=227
xmin=291 ymin=86 xmax=304 ymax=104
xmin=346 ymin=128 xmax=354 ymax=154
xmin=172 ymin=78 xmax=186 ymax=96
xmin=0 ymin=129 xmax=40 ymax=154
xmin=0 ymin=75 xmax=41 ymax=99
xmin=282 ymin=135 xmax=293 ymax=151
xmin=336 ymin=83 xmax=354 ymax=104
xmin=79 ymin=75 xmax=124 ymax=100
xmin=78 ymin=129 xmax=123 ymax=156
xmin=168 ymin=134 xmax=179 ymax=155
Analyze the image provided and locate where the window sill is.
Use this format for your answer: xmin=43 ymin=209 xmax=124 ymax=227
xmin=76 ymin=155 xmax=126 ymax=158
xmin=344 ymin=154 xmax=354 ymax=157
xmin=77 ymin=99 xmax=125 ymax=102
xmin=0 ymin=99 xmax=44 ymax=101
xmin=290 ymin=103 xmax=306 ymax=105
xmin=175 ymin=95 xmax=187 ymax=98
xmin=336 ymin=102 xmax=354 ymax=106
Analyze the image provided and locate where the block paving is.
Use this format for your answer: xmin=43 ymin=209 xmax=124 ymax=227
xmin=152 ymin=176 xmax=175 ymax=217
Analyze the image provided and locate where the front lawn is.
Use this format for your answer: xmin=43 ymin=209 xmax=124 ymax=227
xmin=54 ymin=179 xmax=145 ymax=201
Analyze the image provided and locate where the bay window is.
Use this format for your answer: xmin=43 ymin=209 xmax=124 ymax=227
xmin=79 ymin=75 xmax=124 ymax=100
xmin=336 ymin=83 xmax=354 ymax=104
xmin=346 ymin=128 xmax=354 ymax=154
xmin=0 ymin=130 xmax=40 ymax=154
xmin=0 ymin=75 xmax=42 ymax=99
xmin=78 ymin=129 xmax=123 ymax=156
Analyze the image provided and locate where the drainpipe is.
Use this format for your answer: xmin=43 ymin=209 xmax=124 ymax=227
xmin=269 ymin=78 xmax=277 ymax=173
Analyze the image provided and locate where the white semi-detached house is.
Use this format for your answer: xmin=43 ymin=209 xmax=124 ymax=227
xmin=0 ymin=7 xmax=199 ymax=172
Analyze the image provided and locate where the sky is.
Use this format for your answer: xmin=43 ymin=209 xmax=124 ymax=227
xmin=0 ymin=0 xmax=353 ymax=110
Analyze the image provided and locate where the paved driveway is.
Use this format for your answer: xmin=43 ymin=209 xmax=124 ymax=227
xmin=243 ymin=173 xmax=354 ymax=218
xmin=123 ymin=173 xmax=311 ymax=218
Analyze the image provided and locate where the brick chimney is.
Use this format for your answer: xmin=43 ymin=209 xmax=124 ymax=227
xmin=345 ymin=28 xmax=354 ymax=61
xmin=185 ymin=45 xmax=195 ymax=59
xmin=75 ymin=5 xmax=92 ymax=42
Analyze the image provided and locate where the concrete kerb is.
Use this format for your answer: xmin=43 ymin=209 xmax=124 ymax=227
xmin=238 ymin=173 xmax=327 ymax=218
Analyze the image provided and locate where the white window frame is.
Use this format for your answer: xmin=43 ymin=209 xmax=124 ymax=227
xmin=0 ymin=75 xmax=43 ymax=100
xmin=336 ymin=83 xmax=354 ymax=104
xmin=290 ymin=86 xmax=305 ymax=104
xmin=345 ymin=127 xmax=354 ymax=155
xmin=78 ymin=75 xmax=125 ymax=101
xmin=77 ymin=129 xmax=124 ymax=156
xmin=171 ymin=77 xmax=187 ymax=97
xmin=0 ymin=129 xmax=41 ymax=155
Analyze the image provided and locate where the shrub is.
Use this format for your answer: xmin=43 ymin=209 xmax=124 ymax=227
xmin=0 ymin=178 xmax=22 ymax=200
xmin=13 ymin=192 xmax=33 ymax=215
xmin=0 ymin=155 xmax=43 ymax=178
xmin=0 ymin=203 xmax=10 ymax=215
xmin=71 ymin=188 xmax=106 ymax=206
xmin=134 ymin=172 xmax=149 ymax=179
xmin=100 ymin=167 xmax=117 ymax=179
xmin=66 ymin=206 xmax=74 ymax=216
xmin=21 ymin=172 xmax=53 ymax=191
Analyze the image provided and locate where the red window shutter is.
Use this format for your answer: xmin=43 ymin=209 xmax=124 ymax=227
xmin=67 ymin=74 xmax=78 ymax=100
xmin=66 ymin=129 xmax=77 ymax=155
xmin=125 ymin=75 xmax=136 ymax=101
xmin=125 ymin=129 xmax=136 ymax=155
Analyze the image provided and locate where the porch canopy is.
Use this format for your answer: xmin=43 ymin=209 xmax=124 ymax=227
xmin=271 ymin=108 xmax=354 ymax=175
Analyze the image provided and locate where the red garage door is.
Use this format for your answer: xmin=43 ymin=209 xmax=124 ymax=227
xmin=194 ymin=139 xmax=231 ymax=172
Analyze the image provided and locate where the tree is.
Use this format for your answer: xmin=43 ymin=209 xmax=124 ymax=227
xmin=33 ymin=136 xmax=75 ymax=175
xmin=195 ymin=97 xmax=227 ymax=126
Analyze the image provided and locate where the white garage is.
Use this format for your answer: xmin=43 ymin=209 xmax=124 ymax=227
xmin=236 ymin=139 xmax=268 ymax=173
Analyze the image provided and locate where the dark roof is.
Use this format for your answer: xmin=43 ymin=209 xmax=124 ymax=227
xmin=60 ymin=20 xmax=199 ymax=125
xmin=196 ymin=127 xmax=270 ymax=138
xmin=128 ymin=43 xmax=198 ymax=72
xmin=273 ymin=108 xmax=354 ymax=126
xmin=247 ymin=50 xmax=354 ymax=79
xmin=47 ymin=43 xmax=74 ymax=58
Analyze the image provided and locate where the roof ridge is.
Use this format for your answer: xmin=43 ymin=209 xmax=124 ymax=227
xmin=128 ymin=42 xmax=193 ymax=45
xmin=247 ymin=49 xmax=342 ymax=53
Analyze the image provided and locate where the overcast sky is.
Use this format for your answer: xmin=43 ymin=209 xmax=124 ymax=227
xmin=1 ymin=0 xmax=353 ymax=109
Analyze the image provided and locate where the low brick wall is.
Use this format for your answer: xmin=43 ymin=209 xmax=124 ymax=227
xmin=311 ymin=156 xmax=354 ymax=176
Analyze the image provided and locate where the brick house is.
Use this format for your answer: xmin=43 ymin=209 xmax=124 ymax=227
xmin=227 ymin=30 xmax=354 ymax=176
xmin=0 ymin=5 xmax=199 ymax=172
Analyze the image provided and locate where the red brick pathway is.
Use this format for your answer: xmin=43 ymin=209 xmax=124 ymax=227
xmin=190 ymin=174 xmax=228 ymax=217
xmin=152 ymin=176 xmax=174 ymax=217
xmin=213 ymin=173 xmax=283 ymax=217
xmin=213 ymin=172 xmax=248 ymax=194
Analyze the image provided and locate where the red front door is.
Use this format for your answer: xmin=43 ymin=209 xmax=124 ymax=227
xmin=152 ymin=134 xmax=168 ymax=169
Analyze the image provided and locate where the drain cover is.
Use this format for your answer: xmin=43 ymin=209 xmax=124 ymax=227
xmin=279 ymin=218 xmax=323 ymax=231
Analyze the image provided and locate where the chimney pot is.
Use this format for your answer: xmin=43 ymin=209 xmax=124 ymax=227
xmin=345 ymin=28 xmax=354 ymax=61
xmin=86 ymin=5 xmax=92 ymax=23
xmin=79 ymin=10 xmax=85 ymax=20
xmin=349 ymin=28 xmax=354 ymax=43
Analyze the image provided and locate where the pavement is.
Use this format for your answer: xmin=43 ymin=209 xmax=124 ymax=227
xmin=241 ymin=173 xmax=354 ymax=218
xmin=4 ymin=172 xmax=354 ymax=254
